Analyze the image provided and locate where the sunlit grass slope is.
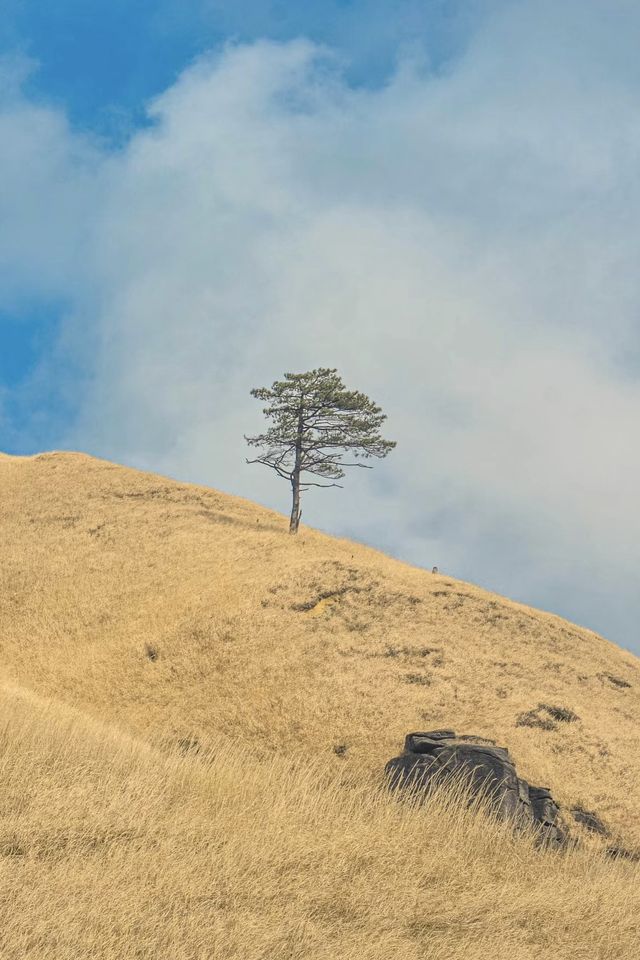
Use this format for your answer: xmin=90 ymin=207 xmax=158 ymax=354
xmin=0 ymin=450 xmax=639 ymax=958
xmin=0 ymin=680 xmax=637 ymax=960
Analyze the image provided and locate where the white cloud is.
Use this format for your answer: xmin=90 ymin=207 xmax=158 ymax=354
xmin=0 ymin=55 xmax=101 ymax=305
xmin=3 ymin=2 xmax=640 ymax=651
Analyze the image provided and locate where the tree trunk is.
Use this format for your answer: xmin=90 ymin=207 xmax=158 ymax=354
xmin=289 ymin=474 xmax=301 ymax=534
xmin=289 ymin=405 xmax=304 ymax=534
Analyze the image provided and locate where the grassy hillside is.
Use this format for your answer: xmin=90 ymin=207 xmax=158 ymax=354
xmin=0 ymin=450 xmax=638 ymax=958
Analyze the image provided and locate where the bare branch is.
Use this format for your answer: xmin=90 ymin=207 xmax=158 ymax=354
xmin=246 ymin=456 xmax=292 ymax=481
xmin=299 ymin=480 xmax=344 ymax=489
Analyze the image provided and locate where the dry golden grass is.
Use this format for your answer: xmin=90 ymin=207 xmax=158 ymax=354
xmin=0 ymin=449 xmax=638 ymax=958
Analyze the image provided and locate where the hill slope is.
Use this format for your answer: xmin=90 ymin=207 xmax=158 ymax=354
xmin=1 ymin=677 xmax=638 ymax=960
xmin=0 ymin=450 xmax=639 ymax=958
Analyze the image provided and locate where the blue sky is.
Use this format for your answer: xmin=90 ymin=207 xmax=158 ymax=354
xmin=2 ymin=1 xmax=480 ymax=131
xmin=2 ymin=1 xmax=640 ymax=653
xmin=1 ymin=0 xmax=481 ymax=445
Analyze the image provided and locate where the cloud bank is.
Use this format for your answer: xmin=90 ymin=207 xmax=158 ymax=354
xmin=2 ymin=1 xmax=640 ymax=651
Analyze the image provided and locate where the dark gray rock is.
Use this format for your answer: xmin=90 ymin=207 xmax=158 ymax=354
xmin=385 ymin=730 xmax=565 ymax=847
xmin=570 ymin=806 xmax=609 ymax=836
xmin=606 ymin=845 xmax=640 ymax=862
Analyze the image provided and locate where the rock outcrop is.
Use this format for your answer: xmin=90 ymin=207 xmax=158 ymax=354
xmin=385 ymin=730 xmax=565 ymax=847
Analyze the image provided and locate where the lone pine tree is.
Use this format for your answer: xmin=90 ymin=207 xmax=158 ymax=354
xmin=245 ymin=368 xmax=396 ymax=534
